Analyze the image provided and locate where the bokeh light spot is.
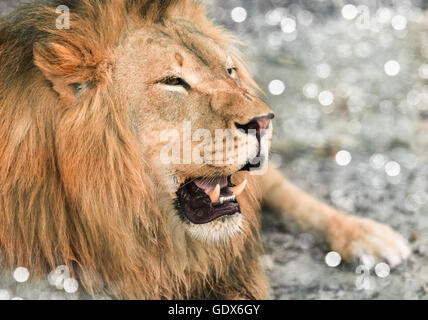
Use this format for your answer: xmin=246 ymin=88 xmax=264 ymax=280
xmin=325 ymin=251 xmax=342 ymax=267
xmin=13 ymin=267 xmax=29 ymax=283
xmin=269 ymin=80 xmax=285 ymax=96
xmin=418 ymin=64 xmax=428 ymax=79
xmin=316 ymin=63 xmax=331 ymax=79
xmin=231 ymin=7 xmax=247 ymax=23
xmin=375 ymin=262 xmax=390 ymax=278
xmin=384 ymin=60 xmax=400 ymax=76
xmin=342 ymin=4 xmax=358 ymax=20
xmin=391 ymin=15 xmax=407 ymax=30
xmin=385 ymin=161 xmax=401 ymax=177
xmin=281 ymin=17 xmax=296 ymax=34
xmin=336 ymin=150 xmax=352 ymax=166
xmin=303 ymin=83 xmax=319 ymax=99
xmin=318 ymin=90 xmax=334 ymax=106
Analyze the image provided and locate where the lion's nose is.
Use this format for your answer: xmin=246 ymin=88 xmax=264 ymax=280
xmin=235 ymin=113 xmax=275 ymax=135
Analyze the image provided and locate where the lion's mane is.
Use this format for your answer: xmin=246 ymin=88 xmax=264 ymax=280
xmin=0 ymin=0 xmax=267 ymax=299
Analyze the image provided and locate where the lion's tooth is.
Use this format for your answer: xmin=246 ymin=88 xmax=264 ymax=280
xmin=230 ymin=179 xmax=247 ymax=197
xmin=209 ymin=184 xmax=220 ymax=203
xmin=219 ymin=195 xmax=236 ymax=204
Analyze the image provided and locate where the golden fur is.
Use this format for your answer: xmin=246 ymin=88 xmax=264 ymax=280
xmin=0 ymin=0 xmax=410 ymax=299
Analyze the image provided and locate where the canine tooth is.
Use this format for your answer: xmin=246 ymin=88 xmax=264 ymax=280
xmin=230 ymin=179 xmax=247 ymax=197
xmin=209 ymin=184 xmax=220 ymax=203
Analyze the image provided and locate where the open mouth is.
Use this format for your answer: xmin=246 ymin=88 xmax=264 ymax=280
xmin=175 ymin=175 xmax=248 ymax=225
xmin=175 ymin=118 xmax=270 ymax=225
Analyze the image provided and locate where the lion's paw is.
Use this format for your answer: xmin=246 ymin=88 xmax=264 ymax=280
xmin=326 ymin=215 xmax=411 ymax=267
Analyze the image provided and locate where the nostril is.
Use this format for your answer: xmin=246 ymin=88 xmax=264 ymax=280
xmin=235 ymin=113 xmax=275 ymax=134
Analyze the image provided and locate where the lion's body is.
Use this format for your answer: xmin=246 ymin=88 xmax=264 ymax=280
xmin=0 ymin=0 xmax=410 ymax=299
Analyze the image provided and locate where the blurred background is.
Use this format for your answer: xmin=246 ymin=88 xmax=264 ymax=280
xmin=205 ymin=0 xmax=428 ymax=299
xmin=0 ymin=0 xmax=428 ymax=300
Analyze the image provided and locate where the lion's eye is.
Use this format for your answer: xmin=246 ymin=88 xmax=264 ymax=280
xmin=227 ymin=67 xmax=238 ymax=80
xmin=227 ymin=67 xmax=237 ymax=75
xmin=161 ymin=76 xmax=191 ymax=90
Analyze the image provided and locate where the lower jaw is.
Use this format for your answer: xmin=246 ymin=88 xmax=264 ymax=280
xmin=175 ymin=176 xmax=243 ymax=225
xmin=174 ymin=160 xmax=260 ymax=227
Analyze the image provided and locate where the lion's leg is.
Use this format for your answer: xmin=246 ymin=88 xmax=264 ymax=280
xmin=260 ymin=163 xmax=410 ymax=266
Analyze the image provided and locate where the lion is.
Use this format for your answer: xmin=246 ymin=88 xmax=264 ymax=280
xmin=0 ymin=0 xmax=410 ymax=299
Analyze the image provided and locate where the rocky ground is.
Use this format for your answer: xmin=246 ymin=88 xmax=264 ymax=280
xmin=261 ymin=150 xmax=428 ymax=300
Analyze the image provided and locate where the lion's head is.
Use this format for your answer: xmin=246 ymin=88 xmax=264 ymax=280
xmin=0 ymin=0 xmax=271 ymax=298
xmin=112 ymin=5 xmax=275 ymax=243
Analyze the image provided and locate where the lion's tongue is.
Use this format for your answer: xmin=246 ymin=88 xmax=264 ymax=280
xmin=194 ymin=177 xmax=228 ymax=195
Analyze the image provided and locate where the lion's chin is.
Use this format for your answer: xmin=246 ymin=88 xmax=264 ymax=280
xmin=183 ymin=213 xmax=244 ymax=244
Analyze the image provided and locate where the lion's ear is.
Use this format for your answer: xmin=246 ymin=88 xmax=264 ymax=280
xmin=33 ymin=42 xmax=110 ymax=103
